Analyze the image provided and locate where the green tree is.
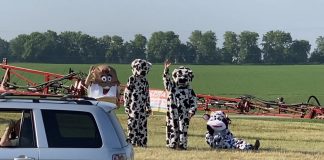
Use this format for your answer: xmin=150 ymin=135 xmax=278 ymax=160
xmin=188 ymin=30 xmax=219 ymax=64
xmin=0 ymin=38 xmax=10 ymax=60
xmin=41 ymin=30 xmax=63 ymax=63
xmin=124 ymin=42 xmax=133 ymax=63
xmin=238 ymin=31 xmax=261 ymax=63
xmin=59 ymin=31 xmax=102 ymax=63
xmin=147 ymin=31 xmax=181 ymax=63
xmin=287 ymin=40 xmax=310 ymax=64
xmin=262 ymin=30 xmax=292 ymax=64
xmin=59 ymin=31 xmax=84 ymax=63
xmin=24 ymin=32 xmax=54 ymax=62
xmin=77 ymin=34 xmax=103 ymax=63
xmin=188 ymin=30 xmax=202 ymax=63
xmin=222 ymin=31 xmax=239 ymax=63
xmin=176 ymin=43 xmax=194 ymax=64
xmin=309 ymin=36 xmax=324 ymax=63
xmin=9 ymin=34 xmax=30 ymax=61
xmin=106 ymin=35 xmax=125 ymax=63
xmin=164 ymin=31 xmax=181 ymax=63
xmin=97 ymin=35 xmax=112 ymax=63
xmin=126 ymin=34 xmax=147 ymax=62
xmin=147 ymin=31 xmax=165 ymax=62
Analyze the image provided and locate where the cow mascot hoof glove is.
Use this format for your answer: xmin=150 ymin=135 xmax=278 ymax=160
xmin=124 ymin=59 xmax=152 ymax=147
xmin=204 ymin=111 xmax=260 ymax=150
xmin=163 ymin=60 xmax=197 ymax=150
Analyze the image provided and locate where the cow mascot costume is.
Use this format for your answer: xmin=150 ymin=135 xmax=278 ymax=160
xmin=85 ymin=64 xmax=120 ymax=106
xmin=204 ymin=111 xmax=260 ymax=150
xmin=124 ymin=59 xmax=152 ymax=147
xmin=163 ymin=60 xmax=197 ymax=150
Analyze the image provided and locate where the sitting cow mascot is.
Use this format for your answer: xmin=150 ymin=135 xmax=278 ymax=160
xmin=124 ymin=59 xmax=152 ymax=147
xmin=204 ymin=111 xmax=260 ymax=150
xmin=85 ymin=64 xmax=120 ymax=106
xmin=163 ymin=60 xmax=197 ymax=150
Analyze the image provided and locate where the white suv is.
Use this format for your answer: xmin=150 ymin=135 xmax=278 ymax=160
xmin=0 ymin=94 xmax=133 ymax=160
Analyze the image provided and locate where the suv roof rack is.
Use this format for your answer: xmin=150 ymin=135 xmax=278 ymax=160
xmin=0 ymin=92 xmax=97 ymax=105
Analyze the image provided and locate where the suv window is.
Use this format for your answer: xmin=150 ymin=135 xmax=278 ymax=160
xmin=0 ymin=109 xmax=36 ymax=148
xmin=42 ymin=110 xmax=102 ymax=148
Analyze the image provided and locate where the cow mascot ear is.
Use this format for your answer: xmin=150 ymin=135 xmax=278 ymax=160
xmin=204 ymin=113 xmax=214 ymax=135
xmin=188 ymin=68 xmax=194 ymax=82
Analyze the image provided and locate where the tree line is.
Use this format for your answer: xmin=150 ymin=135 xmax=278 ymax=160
xmin=1 ymin=30 xmax=324 ymax=64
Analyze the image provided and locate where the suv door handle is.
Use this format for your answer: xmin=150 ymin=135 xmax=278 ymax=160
xmin=14 ymin=155 xmax=35 ymax=160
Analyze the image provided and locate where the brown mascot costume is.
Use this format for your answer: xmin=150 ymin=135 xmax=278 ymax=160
xmin=85 ymin=65 xmax=120 ymax=106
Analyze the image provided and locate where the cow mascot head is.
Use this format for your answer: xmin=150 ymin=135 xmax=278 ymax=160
xmin=204 ymin=111 xmax=231 ymax=135
xmin=131 ymin=59 xmax=152 ymax=77
xmin=172 ymin=66 xmax=194 ymax=87
xmin=204 ymin=111 xmax=260 ymax=150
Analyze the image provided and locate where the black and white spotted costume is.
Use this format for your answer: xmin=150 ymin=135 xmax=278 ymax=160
xmin=205 ymin=111 xmax=259 ymax=150
xmin=124 ymin=59 xmax=152 ymax=147
xmin=163 ymin=66 xmax=197 ymax=150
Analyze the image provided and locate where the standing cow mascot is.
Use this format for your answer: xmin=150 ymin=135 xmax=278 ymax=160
xmin=85 ymin=64 xmax=120 ymax=106
xmin=163 ymin=60 xmax=197 ymax=150
xmin=204 ymin=111 xmax=260 ymax=150
xmin=124 ymin=59 xmax=152 ymax=147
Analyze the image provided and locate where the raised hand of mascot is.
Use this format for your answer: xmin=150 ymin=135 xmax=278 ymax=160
xmin=164 ymin=59 xmax=171 ymax=69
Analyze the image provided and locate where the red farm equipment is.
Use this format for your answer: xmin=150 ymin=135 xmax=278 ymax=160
xmin=196 ymin=94 xmax=324 ymax=119
xmin=0 ymin=58 xmax=86 ymax=97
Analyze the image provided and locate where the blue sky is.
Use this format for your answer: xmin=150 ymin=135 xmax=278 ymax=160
xmin=1 ymin=0 xmax=323 ymax=49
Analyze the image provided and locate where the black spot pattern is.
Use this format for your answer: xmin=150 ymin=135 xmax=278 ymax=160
xmin=124 ymin=59 xmax=151 ymax=147
xmin=163 ymin=66 xmax=197 ymax=149
xmin=205 ymin=111 xmax=254 ymax=150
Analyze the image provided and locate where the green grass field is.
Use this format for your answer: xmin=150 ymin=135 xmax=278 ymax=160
xmin=5 ymin=63 xmax=324 ymax=103
xmin=117 ymin=114 xmax=324 ymax=160
xmin=2 ymin=63 xmax=324 ymax=159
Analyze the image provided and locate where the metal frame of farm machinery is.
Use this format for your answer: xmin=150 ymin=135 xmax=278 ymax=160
xmin=1 ymin=58 xmax=324 ymax=119
xmin=196 ymin=94 xmax=324 ymax=119
xmin=0 ymin=58 xmax=86 ymax=97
